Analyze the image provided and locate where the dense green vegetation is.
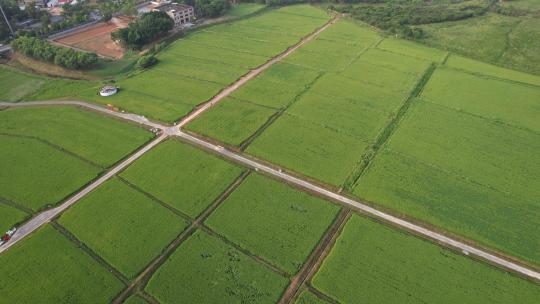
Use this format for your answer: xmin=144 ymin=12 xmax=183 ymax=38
xmin=0 ymin=135 xmax=101 ymax=211
xmin=355 ymin=100 xmax=540 ymax=264
xmin=146 ymin=230 xmax=289 ymax=303
xmin=120 ymin=139 xmax=244 ymax=217
xmin=338 ymin=0 xmax=489 ymax=38
xmin=0 ymin=106 xmax=152 ymax=166
xmin=0 ymin=65 xmax=45 ymax=101
xmin=422 ymin=67 xmax=540 ymax=132
xmin=112 ymin=11 xmax=174 ymax=49
xmin=445 ymin=54 xmax=540 ymax=86
xmin=419 ymin=13 xmax=540 ymax=75
xmin=0 ymin=203 xmax=28 ymax=233
xmin=83 ymin=5 xmax=330 ymax=122
xmin=244 ymin=20 xmax=429 ymax=186
xmin=0 ymin=225 xmax=124 ymax=303
xmin=59 ymin=178 xmax=188 ymax=278
xmin=312 ymin=215 xmax=540 ymax=303
xmin=206 ymin=174 xmax=339 ymax=274
xmin=12 ymin=36 xmax=98 ymax=69
xmin=295 ymin=291 xmax=329 ymax=304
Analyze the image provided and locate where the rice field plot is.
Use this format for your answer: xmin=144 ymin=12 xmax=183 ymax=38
xmin=0 ymin=225 xmax=124 ymax=303
xmin=28 ymin=78 xmax=100 ymax=101
xmin=0 ymin=106 xmax=152 ymax=166
xmin=186 ymin=63 xmax=320 ymax=146
xmin=247 ymin=114 xmax=369 ymax=186
xmin=299 ymin=38 xmax=365 ymax=60
xmin=0 ymin=106 xmax=151 ymax=212
xmin=146 ymin=230 xmax=289 ymax=304
xmin=312 ymin=215 xmax=540 ymax=304
xmin=354 ymin=48 xmax=431 ymax=75
xmin=120 ymin=139 xmax=244 ymax=218
xmin=286 ymin=91 xmax=390 ymax=141
xmin=284 ymin=49 xmax=354 ymax=72
xmin=124 ymin=295 xmax=148 ymax=304
xmin=0 ymin=203 xmax=28 ymax=233
xmin=309 ymin=73 xmax=408 ymax=112
xmin=206 ymin=174 xmax=340 ymax=274
xmin=315 ymin=19 xmax=380 ymax=46
xmin=156 ymin=53 xmax=247 ymax=85
xmin=376 ymin=38 xmax=447 ymax=63
xmin=354 ymin=101 xmax=540 ymax=264
xmin=184 ymin=30 xmax=286 ymax=58
xmin=421 ymin=67 xmax=540 ymax=132
xmin=225 ymin=3 xmax=266 ymax=17
xmin=185 ymin=97 xmax=276 ymax=146
xmin=295 ymin=291 xmax=329 ymax=304
xmin=59 ymin=178 xmax=188 ymax=278
xmin=0 ymin=135 xmax=101 ymax=211
xmin=341 ymin=60 xmax=421 ymax=95
xmin=275 ymin=4 xmax=331 ymax=19
xmin=445 ymin=55 xmax=540 ymax=87
xmin=0 ymin=65 xmax=45 ymax=101
xmin=231 ymin=77 xmax=307 ymax=109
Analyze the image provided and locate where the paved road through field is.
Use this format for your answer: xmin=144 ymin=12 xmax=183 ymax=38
xmin=1 ymin=100 xmax=539 ymax=282
xmin=1 ymin=11 xmax=540 ymax=281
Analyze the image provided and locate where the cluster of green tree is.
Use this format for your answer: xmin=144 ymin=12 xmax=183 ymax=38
xmin=336 ymin=2 xmax=489 ymax=38
xmin=111 ymin=11 xmax=173 ymax=49
xmin=492 ymin=4 xmax=529 ymax=16
xmin=181 ymin=0 xmax=231 ymax=18
xmin=11 ymin=36 xmax=98 ymax=69
xmin=0 ymin=0 xmax=45 ymax=41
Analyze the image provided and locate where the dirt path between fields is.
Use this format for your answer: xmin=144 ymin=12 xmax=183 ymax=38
xmin=176 ymin=14 xmax=340 ymax=128
xmin=279 ymin=208 xmax=351 ymax=304
xmin=112 ymin=170 xmax=251 ymax=303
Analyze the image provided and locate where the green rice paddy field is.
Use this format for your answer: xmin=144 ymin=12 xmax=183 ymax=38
xmin=311 ymin=215 xmax=540 ymax=303
xmin=1 ymin=4 xmax=540 ymax=303
xmin=0 ymin=106 xmax=152 ymax=233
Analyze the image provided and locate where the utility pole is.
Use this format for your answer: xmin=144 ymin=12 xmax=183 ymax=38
xmin=0 ymin=1 xmax=15 ymax=37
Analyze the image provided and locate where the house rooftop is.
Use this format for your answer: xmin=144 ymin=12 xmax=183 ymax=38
xmin=154 ymin=2 xmax=192 ymax=12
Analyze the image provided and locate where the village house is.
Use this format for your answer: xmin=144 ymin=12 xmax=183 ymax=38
xmin=153 ymin=2 xmax=194 ymax=28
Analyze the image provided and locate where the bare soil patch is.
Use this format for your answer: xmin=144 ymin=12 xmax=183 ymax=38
xmin=52 ymin=17 xmax=133 ymax=59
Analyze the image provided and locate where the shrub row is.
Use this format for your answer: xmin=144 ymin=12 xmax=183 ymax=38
xmin=11 ymin=36 xmax=98 ymax=69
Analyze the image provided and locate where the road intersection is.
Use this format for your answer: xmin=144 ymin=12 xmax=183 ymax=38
xmin=1 ymin=100 xmax=539 ymax=282
xmin=1 ymin=13 xmax=539 ymax=284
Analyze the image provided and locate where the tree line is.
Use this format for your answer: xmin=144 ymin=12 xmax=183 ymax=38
xmin=11 ymin=36 xmax=98 ymax=69
xmin=111 ymin=11 xmax=173 ymax=49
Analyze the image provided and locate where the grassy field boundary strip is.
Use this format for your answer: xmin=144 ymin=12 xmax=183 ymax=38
xmin=0 ymin=132 xmax=105 ymax=169
xmin=177 ymin=15 xmax=339 ymax=128
xmin=239 ymin=73 xmax=325 ymax=150
xmin=112 ymin=170 xmax=251 ymax=303
xmin=0 ymin=134 xmax=167 ymax=254
xmin=50 ymin=221 xmax=130 ymax=285
xmin=279 ymin=208 xmax=352 ymax=304
xmin=444 ymin=65 xmax=540 ymax=90
xmin=139 ymin=291 xmax=158 ymax=304
xmin=175 ymin=130 xmax=540 ymax=282
xmin=0 ymin=197 xmax=34 ymax=214
xmin=344 ymin=63 xmax=437 ymax=191
xmin=199 ymin=224 xmax=290 ymax=277
xmin=306 ymin=285 xmax=340 ymax=304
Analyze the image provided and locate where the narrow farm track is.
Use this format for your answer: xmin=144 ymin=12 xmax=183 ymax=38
xmin=176 ymin=14 xmax=341 ymax=127
xmin=1 ymin=100 xmax=540 ymax=283
xmin=279 ymin=208 xmax=351 ymax=304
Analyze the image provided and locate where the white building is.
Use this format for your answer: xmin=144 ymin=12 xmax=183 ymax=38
xmin=153 ymin=2 xmax=194 ymax=28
